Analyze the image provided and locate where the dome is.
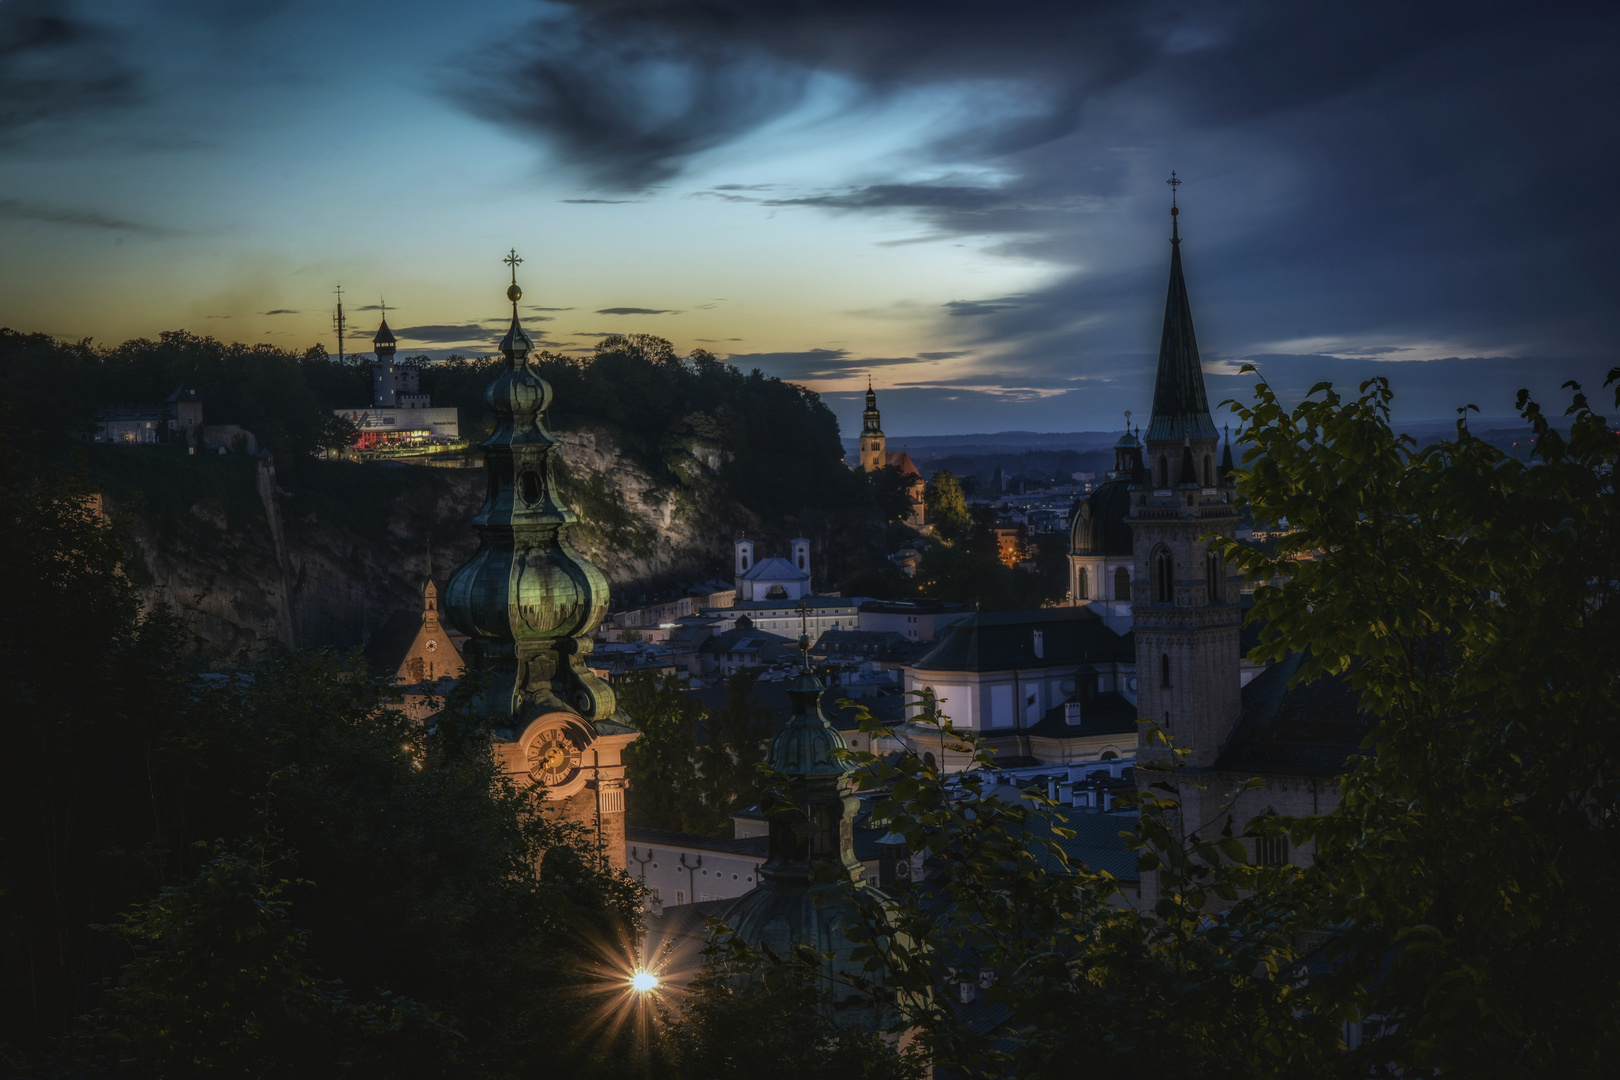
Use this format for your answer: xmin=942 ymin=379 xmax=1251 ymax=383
xmin=1070 ymin=476 xmax=1133 ymax=556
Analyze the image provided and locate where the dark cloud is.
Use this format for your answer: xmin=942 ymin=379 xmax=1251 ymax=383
xmin=449 ymin=13 xmax=810 ymax=188
xmin=918 ymin=351 xmax=969 ymax=360
xmin=0 ymin=197 xmax=173 ymax=235
xmin=354 ymin=304 xmax=384 ymax=312
xmin=395 ymin=324 xmax=496 ymax=344
xmin=763 ymin=185 xmax=1010 ymax=212
xmin=0 ymin=0 xmax=138 ymax=144
xmin=945 ymin=299 xmax=1022 ymax=317
xmin=262 ymin=308 xmax=297 ymax=315
xmin=595 ymin=306 xmax=679 ymax=315
xmin=723 ymin=347 xmax=851 ymax=380
xmin=527 ymin=305 xmax=573 ymax=311
xmin=562 ymin=198 xmax=638 ymax=204
xmin=454 ymin=0 xmax=1619 ymax=408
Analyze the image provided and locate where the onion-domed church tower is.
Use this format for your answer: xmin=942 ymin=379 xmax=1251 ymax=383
xmin=1126 ymin=179 xmax=1243 ymax=770
xmin=724 ymin=619 xmax=893 ymax=1027
xmin=443 ymin=251 xmax=637 ymax=867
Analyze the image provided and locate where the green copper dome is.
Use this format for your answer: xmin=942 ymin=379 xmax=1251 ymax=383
xmin=444 ymin=254 xmax=619 ymax=731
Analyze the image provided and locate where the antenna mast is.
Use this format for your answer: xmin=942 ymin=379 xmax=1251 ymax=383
xmin=332 ymin=285 xmax=347 ymax=363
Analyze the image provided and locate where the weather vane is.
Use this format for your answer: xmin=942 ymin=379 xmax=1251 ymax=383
xmin=504 ymin=248 xmax=523 ymax=285
xmin=1167 ymin=170 xmax=1181 ymax=207
xmin=379 ymin=296 xmax=387 ymax=319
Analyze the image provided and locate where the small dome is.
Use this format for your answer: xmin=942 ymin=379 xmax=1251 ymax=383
xmin=1070 ymin=477 xmax=1133 ymax=556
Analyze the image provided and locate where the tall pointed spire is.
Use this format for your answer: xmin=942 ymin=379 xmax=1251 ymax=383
xmin=1145 ymin=173 xmax=1218 ymax=444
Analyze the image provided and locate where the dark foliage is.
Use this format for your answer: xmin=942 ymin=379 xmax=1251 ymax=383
xmin=0 ymin=442 xmax=647 ymax=1077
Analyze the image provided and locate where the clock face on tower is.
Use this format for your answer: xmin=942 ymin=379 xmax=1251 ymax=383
xmin=527 ymin=728 xmax=583 ymax=788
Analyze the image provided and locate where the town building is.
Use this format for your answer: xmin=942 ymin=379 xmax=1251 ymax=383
xmin=856 ymin=380 xmax=927 ymax=527
xmin=627 ymin=827 xmax=767 ymax=909
xmin=438 ymin=258 xmax=637 ymax=869
xmin=93 ymin=386 xmax=203 ymax=446
xmin=732 ymin=535 xmax=812 ymax=601
xmin=334 ymin=318 xmax=459 ymax=450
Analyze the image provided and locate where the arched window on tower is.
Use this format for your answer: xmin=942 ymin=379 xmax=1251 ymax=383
xmin=1157 ymin=456 xmax=1168 ymax=487
xmin=1160 ymin=653 xmax=1171 ymax=688
xmin=1114 ymin=566 xmax=1130 ymax=601
xmin=1203 ymin=454 xmax=1213 ymax=487
xmin=1206 ymin=549 xmax=1221 ymax=604
xmin=1153 ymin=547 xmax=1173 ymax=604
xmin=1076 ymin=566 xmax=1089 ymax=600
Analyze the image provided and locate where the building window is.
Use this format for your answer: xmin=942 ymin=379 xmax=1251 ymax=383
xmin=1153 ymin=547 xmax=1173 ymax=603
xmin=1203 ymin=454 xmax=1213 ymax=487
xmin=1157 ymin=456 xmax=1169 ymax=487
xmin=1255 ymin=835 xmax=1290 ymax=867
xmin=1076 ymin=567 xmax=1089 ymax=600
xmin=1114 ymin=566 xmax=1130 ymax=601
xmin=1160 ymin=653 xmax=1171 ymax=688
xmin=1206 ymin=550 xmax=1221 ymax=604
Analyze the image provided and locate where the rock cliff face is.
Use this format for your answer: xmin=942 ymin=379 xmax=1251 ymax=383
xmin=100 ymin=426 xmax=762 ymax=667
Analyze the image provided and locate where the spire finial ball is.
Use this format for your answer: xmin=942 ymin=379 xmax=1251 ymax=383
xmin=507 ymin=284 xmax=522 ymax=303
xmin=1171 ymin=205 xmax=1178 ymax=216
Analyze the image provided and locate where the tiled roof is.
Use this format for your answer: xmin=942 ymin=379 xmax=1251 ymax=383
xmin=1025 ymin=690 xmax=1139 ymax=739
xmin=913 ymin=607 xmax=1133 ymax=673
xmin=1213 ymin=652 xmax=1372 ymax=777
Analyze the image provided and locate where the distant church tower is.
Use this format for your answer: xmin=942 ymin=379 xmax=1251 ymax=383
xmin=443 ymin=252 xmax=637 ymax=869
xmin=1126 ymin=179 xmax=1243 ymax=770
xmin=859 ymin=379 xmax=886 ymax=472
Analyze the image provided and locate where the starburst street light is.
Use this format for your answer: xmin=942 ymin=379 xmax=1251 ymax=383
xmin=629 ymin=970 xmax=659 ymax=994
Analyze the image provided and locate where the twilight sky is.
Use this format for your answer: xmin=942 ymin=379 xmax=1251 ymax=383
xmin=1 ymin=0 xmax=1614 ymax=435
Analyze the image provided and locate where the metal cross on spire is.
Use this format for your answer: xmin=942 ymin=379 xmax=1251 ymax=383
xmin=1166 ymin=170 xmax=1181 ymax=207
xmin=504 ymin=248 xmax=523 ymax=285
xmin=379 ymin=297 xmax=388 ymax=320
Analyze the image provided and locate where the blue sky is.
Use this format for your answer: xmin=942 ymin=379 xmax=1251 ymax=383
xmin=0 ymin=0 xmax=1614 ymax=435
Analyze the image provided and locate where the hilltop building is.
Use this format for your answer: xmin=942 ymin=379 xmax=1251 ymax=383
xmin=856 ymin=381 xmax=926 ymax=527
xmin=93 ymin=386 xmax=203 ymax=446
xmin=335 ymin=318 xmax=459 ymax=450
xmin=439 ymin=257 xmax=637 ymax=869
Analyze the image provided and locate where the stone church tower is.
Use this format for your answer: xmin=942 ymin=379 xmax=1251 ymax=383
xmin=443 ymin=252 xmax=637 ymax=869
xmin=1127 ymin=193 xmax=1243 ymax=771
xmin=858 ymin=379 xmax=886 ymax=472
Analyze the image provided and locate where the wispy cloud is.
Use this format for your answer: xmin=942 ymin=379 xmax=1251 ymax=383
xmin=595 ymin=306 xmax=679 ymax=315
xmin=0 ymin=198 xmax=174 ymax=236
xmin=262 ymin=308 xmax=298 ymax=315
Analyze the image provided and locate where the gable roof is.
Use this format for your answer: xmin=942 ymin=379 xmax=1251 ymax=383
xmin=912 ymin=607 xmax=1134 ymax=673
xmin=739 ymin=556 xmax=808 ymax=582
xmin=884 ymin=450 xmax=923 ymax=479
xmin=1213 ymin=652 xmax=1372 ymax=776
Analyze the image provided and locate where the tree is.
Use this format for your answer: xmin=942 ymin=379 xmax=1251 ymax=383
xmin=924 ymin=469 xmax=970 ymax=541
xmin=867 ymin=464 xmax=917 ymax=523
xmin=619 ymin=671 xmax=773 ymax=837
xmin=751 ymin=370 xmax=1620 ymax=1078
xmin=1218 ymin=369 xmax=1620 ymax=1075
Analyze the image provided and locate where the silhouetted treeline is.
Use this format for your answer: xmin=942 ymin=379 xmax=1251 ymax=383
xmin=423 ymin=333 xmax=866 ymax=519
xmin=0 ymin=327 xmax=868 ymax=520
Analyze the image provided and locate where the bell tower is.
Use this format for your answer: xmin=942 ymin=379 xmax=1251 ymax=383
xmin=859 ymin=379 xmax=886 ymax=472
xmin=443 ymin=250 xmax=637 ymax=867
xmin=1126 ymin=175 xmax=1243 ymax=769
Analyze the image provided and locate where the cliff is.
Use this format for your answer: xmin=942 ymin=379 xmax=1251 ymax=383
xmin=86 ymin=427 xmax=885 ymax=667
